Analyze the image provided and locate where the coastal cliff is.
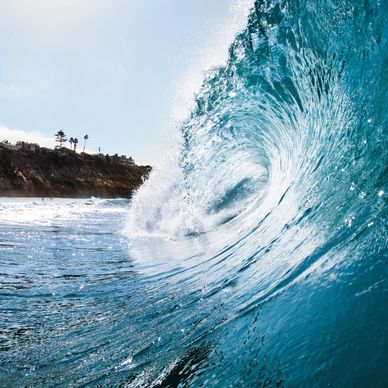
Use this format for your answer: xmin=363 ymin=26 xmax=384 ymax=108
xmin=0 ymin=147 xmax=151 ymax=198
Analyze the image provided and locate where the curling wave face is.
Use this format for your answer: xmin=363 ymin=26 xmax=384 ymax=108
xmin=125 ymin=0 xmax=387 ymax=385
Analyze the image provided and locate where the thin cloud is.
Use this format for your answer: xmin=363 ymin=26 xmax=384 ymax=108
xmin=0 ymin=126 xmax=55 ymax=149
xmin=0 ymin=126 xmax=95 ymax=154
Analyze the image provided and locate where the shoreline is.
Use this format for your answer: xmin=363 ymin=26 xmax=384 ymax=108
xmin=0 ymin=196 xmax=130 ymax=201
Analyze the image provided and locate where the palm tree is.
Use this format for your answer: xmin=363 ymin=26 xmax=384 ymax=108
xmin=83 ymin=134 xmax=89 ymax=153
xmin=69 ymin=137 xmax=74 ymax=151
xmin=73 ymin=138 xmax=78 ymax=152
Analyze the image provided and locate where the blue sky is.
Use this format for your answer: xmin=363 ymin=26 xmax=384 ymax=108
xmin=0 ymin=0 xmax=250 ymax=163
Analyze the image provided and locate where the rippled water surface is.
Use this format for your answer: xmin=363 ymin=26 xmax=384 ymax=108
xmin=0 ymin=196 xmax=386 ymax=387
xmin=1 ymin=0 xmax=388 ymax=386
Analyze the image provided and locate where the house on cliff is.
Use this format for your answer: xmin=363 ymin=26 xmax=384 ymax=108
xmin=0 ymin=141 xmax=17 ymax=151
xmin=16 ymin=141 xmax=40 ymax=154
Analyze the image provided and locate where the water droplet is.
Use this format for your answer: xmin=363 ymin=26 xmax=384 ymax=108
xmin=120 ymin=357 xmax=132 ymax=367
xmin=345 ymin=216 xmax=354 ymax=227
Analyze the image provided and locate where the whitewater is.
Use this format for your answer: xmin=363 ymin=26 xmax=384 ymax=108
xmin=1 ymin=0 xmax=387 ymax=386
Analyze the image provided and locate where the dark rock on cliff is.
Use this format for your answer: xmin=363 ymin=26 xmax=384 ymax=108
xmin=0 ymin=147 xmax=151 ymax=198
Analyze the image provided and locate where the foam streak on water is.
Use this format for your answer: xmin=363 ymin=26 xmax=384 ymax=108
xmin=1 ymin=0 xmax=388 ymax=386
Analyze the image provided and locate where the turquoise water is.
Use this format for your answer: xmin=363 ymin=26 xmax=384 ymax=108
xmin=1 ymin=0 xmax=388 ymax=386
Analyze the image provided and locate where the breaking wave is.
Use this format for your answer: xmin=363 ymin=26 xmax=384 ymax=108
xmin=125 ymin=0 xmax=387 ymax=385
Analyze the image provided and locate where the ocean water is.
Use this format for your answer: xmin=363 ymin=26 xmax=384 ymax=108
xmin=1 ymin=0 xmax=387 ymax=386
